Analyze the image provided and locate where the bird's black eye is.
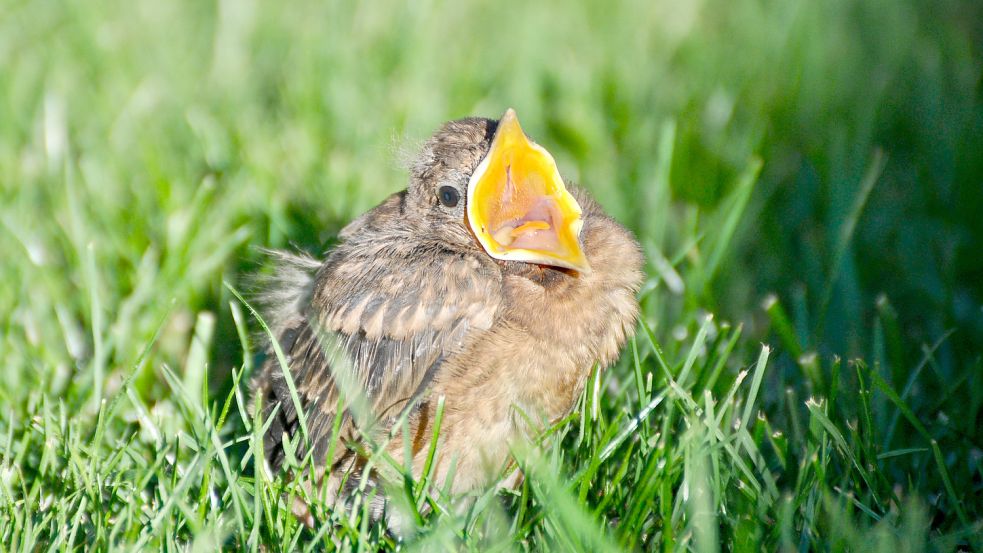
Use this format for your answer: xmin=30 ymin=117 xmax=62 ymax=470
xmin=438 ymin=186 xmax=460 ymax=208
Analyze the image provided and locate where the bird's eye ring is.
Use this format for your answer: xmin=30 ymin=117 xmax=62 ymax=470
xmin=438 ymin=186 xmax=460 ymax=208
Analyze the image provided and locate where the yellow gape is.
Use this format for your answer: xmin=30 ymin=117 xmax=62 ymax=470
xmin=466 ymin=109 xmax=591 ymax=273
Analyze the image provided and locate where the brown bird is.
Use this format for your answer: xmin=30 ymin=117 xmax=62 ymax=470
xmin=251 ymin=109 xmax=643 ymax=528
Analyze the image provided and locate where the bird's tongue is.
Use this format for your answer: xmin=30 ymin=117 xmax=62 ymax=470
xmin=489 ymin=196 xmax=562 ymax=252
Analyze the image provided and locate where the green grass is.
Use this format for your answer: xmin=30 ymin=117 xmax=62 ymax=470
xmin=1 ymin=0 xmax=982 ymax=550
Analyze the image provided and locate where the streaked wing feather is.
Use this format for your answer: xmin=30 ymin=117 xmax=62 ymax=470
xmin=258 ymin=198 xmax=501 ymax=470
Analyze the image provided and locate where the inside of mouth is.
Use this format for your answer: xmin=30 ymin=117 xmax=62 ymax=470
xmin=489 ymin=195 xmax=563 ymax=252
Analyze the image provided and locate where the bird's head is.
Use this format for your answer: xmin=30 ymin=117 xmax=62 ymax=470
xmin=407 ymin=109 xmax=590 ymax=274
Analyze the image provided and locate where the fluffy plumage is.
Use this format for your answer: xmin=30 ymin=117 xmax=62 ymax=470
xmin=251 ymin=116 xmax=643 ymax=525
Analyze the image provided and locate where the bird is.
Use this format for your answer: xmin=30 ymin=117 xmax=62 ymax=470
xmin=250 ymin=108 xmax=643 ymax=528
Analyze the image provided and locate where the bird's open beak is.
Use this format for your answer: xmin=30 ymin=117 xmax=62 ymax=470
xmin=466 ymin=109 xmax=591 ymax=274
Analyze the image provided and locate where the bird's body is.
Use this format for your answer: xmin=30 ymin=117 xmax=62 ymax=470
xmin=251 ymin=113 xmax=642 ymax=524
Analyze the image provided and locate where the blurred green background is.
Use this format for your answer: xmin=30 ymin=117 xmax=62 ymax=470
xmin=1 ymin=0 xmax=982 ymax=548
xmin=5 ymin=0 xmax=980 ymax=405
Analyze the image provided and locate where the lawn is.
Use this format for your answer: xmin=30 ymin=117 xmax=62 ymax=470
xmin=1 ymin=0 xmax=981 ymax=550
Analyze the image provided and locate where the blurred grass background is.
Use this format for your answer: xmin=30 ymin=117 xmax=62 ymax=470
xmin=1 ymin=0 xmax=982 ymax=550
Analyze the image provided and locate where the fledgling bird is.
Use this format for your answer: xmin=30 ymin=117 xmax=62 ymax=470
xmin=251 ymin=109 xmax=643 ymax=526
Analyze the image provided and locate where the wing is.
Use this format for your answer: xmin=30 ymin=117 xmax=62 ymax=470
xmin=255 ymin=193 xmax=502 ymax=471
